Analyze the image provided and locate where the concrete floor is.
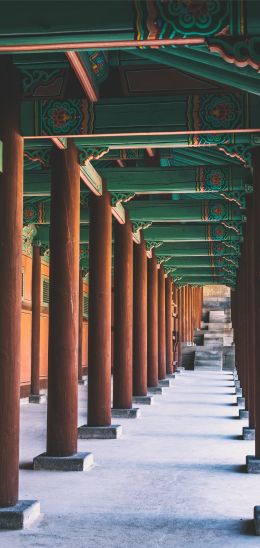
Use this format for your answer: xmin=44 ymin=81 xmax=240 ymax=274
xmin=2 ymin=371 xmax=260 ymax=547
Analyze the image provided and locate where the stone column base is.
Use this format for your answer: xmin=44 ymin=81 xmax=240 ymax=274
xmin=159 ymin=379 xmax=172 ymax=388
xmin=246 ymin=455 xmax=260 ymax=473
xmin=254 ymin=506 xmax=260 ymax=535
xmin=167 ymin=373 xmax=176 ymax=379
xmin=111 ymin=408 xmax=141 ymax=419
xmin=33 ymin=452 xmax=93 ymax=471
xmin=237 ymin=397 xmax=245 ymax=408
xmin=148 ymin=386 xmax=164 ymax=395
xmin=243 ymin=427 xmax=255 ymax=440
xmin=78 ymin=425 xmax=122 ymax=439
xmin=239 ymin=409 xmax=249 ymax=420
xmin=0 ymin=500 xmax=40 ymax=530
xmin=234 ymin=380 xmax=240 ymax=388
xmin=236 ymin=387 xmax=243 ymax=396
xmin=132 ymin=395 xmax=154 ymax=405
xmin=78 ymin=379 xmax=87 ymax=386
xmin=29 ymin=394 xmax=47 ymax=404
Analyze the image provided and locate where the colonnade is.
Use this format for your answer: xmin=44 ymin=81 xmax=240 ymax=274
xmin=0 ymin=59 xmax=204 ymax=525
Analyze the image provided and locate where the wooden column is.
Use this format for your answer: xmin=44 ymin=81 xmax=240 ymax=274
xmin=47 ymin=141 xmax=80 ymax=456
xmin=0 ymin=59 xmax=23 ymax=507
xmin=78 ymin=269 xmax=84 ymax=382
xmin=88 ymin=188 xmax=112 ymax=426
xmin=147 ymin=251 xmax=158 ymax=387
xmin=158 ymin=266 xmax=166 ymax=380
xmin=165 ymin=276 xmax=173 ymax=375
xmin=247 ymin=195 xmax=256 ymax=430
xmin=133 ymin=234 xmax=147 ymax=396
xmin=113 ymin=215 xmax=133 ymax=409
xmin=30 ymin=244 xmax=41 ymax=396
xmin=253 ymin=151 xmax=260 ymax=456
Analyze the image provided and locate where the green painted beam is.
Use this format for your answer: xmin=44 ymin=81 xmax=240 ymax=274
xmin=126 ymin=200 xmax=244 ymax=223
xmin=129 ymin=46 xmax=260 ymax=96
xmin=35 ymin=225 xmax=89 ymax=244
xmin=21 ymin=93 xmax=260 ymax=144
xmin=156 ymin=242 xmax=240 ymax=257
xmin=166 ymin=256 xmax=238 ymax=268
xmin=24 ymin=201 xmax=90 ymax=225
xmin=101 ymin=166 xmax=250 ymax=193
xmin=144 ymin=223 xmax=242 ymax=242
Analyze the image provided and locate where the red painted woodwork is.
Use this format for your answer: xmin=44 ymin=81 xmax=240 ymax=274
xmin=88 ymin=187 xmax=112 ymax=426
xmin=31 ymin=245 xmax=41 ymax=395
xmin=47 ymin=140 xmax=80 ymax=456
xmin=165 ymin=276 xmax=173 ymax=375
xmin=133 ymin=234 xmax=147 ymax=396
xmin=0 ymin=58 xmax=23 ymax=507
xmin=147 ymin=251 xmax=159 ymax=387
xmin=158 ymin=266 xmax=166 ymax=380
xmin=78 ymin=269 xmax=83 ymax=381
xmin=113 ymin=214 xmax=133 ymax=409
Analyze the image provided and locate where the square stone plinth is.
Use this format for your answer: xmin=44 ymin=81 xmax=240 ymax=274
xmin=243 ymin=428 xmax=255 ymax=440
xmin=239 ymin=409 xmax=249 ymax=420
xmin=236 ymin=387 xmax=243 ymax=396
xmin=167 ymin=373 xmax=176 ymax=379
xmin=237 ymin=397 xmax=245 ymax=408
xmin=132 ymin=395 xmax=154 ymax=405
xmin=111 ymin=408 xmax=141 ymax=419
xmin=254 ymin=506 xmax=260 ymax=535
xmin=246 ymin=455 xmax=260 ymax=473
xmin=78 ymin=379 xmax=87 ymax=386
xmin=78 ymin=425 xmax=122 ymax=439
xmin=148 ymin=386 xmax=164 ymax=395
xmin=159 ymin=379 xmax=172 ymax=388
xmin=29 ymin=394 xmax=47 ymax=404
xmin=33 ymin=452 xmax=93 ymax=471
xmin=0 ymin=500 xmax=40 ymax=530
xmin=234 ymin=380 xmax=240 ymax=388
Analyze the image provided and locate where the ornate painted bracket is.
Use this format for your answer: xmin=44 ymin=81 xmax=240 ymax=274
xmin=78 ymin=146 xmax=110 ymax=165
xmin=218 ymin=145 xmax=252 ymax=168
xmin=207 ymin=37 xmax=260 ymax=72
xmin=22 ymin=225 xmax=37 ymax=256
xmin=111 ymin=193 xmax=135 ymax=208
xmin=157 ymin=256 xmax=171 ymax=266
xmin=132 ymin=221 xmax=153 ymax=244
xmin=219 ymin=191 xmax=246 ymax=209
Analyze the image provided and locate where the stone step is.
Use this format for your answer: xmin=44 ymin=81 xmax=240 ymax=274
xmin=194 ymin=348 xmax=223 ymax=371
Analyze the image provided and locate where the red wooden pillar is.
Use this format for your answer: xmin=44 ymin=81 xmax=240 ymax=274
xmin=78 ymin=269 xmax=84 ymax=382
xmin=0 ymin=59 xmax=23 ymax=507
xmin=113 ymin=215 xmax=133 ymax=409
xmin=158 ymin=265 xmax=166 ymax=380
xmin=133 ymin=234 xmax=148 ymax=396
xmin=45 ymin=141 xmax=80 ymax=457
xmin=147 ymin=251 xmax=158 ymax=387
xmin=165 ymin=276 xmax=173 ymax=375
xmin=30 ymin=244 xmax=41 ymax=398
xmin=87 ymin=188 xmax=112 ymax=426
xmin=247 ymin=195 xmax=256 ymax=430
xmin=253 ymin=151 xmax=260 ymax=457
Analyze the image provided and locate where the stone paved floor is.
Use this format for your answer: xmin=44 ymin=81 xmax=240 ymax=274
xmin=2 ymin=371 xmax=260 ymax=547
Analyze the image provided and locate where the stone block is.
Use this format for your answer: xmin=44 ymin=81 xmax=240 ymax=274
xmin=234 ymin=381 xmax=240 ymax=388
xmin=33 ymin=452 xmax=93 ymax=471
xmin=78 ymin=425 xmax=122 ymax=439
xmin=78 ymin=379 xmax=87 ymax=386
xmin=237 ymin=397 xmax=245 ymax=408
xmin=0 ymin=500 xmax=40 ymax=530
xmin=111 ymin=408 xmax=141 ymax=419
xmin=243 ymin=427 xmax=255 ymax=440
xmin=239 ymin=409 xmax=249 ymax=420
xmin=254 ymin=506 xmax=260 ymax=535
xmin=246 ymin=455 xmax=260 ymax=473
xmin=29 ymin=394 xmax=47 ymax=404
xmin=132 ymin=395 xmax=154 ymax=405
xmin=148 ymin=386 xmax=164 ymax=395
xmin=167 ymin=373 xmax=176 ymax=379
xmin=158 ymin=379 xmax=172 ymax=387
xmin=236 ymin=387 xmax=243 ymax=396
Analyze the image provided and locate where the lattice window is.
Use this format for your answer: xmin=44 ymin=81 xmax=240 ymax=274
xmin=83 ymin=294 xmax=88 ymax=319
xmin=42 ymin=277 xmax=49 ymax=307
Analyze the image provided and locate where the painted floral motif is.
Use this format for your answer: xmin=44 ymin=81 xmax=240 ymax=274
xmin=134 ymin=0 xmax=233 ymax=40
xmin=196 ymin=167 xmax=229 ymax=192
xmin=89 ymin=52 xmax=109 ymax=83
xmin=39 ymin=99 xmax=91 ymax=136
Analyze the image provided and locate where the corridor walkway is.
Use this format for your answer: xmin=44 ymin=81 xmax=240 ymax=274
xmin=3 ymin=371 xmax=260 ymax=547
